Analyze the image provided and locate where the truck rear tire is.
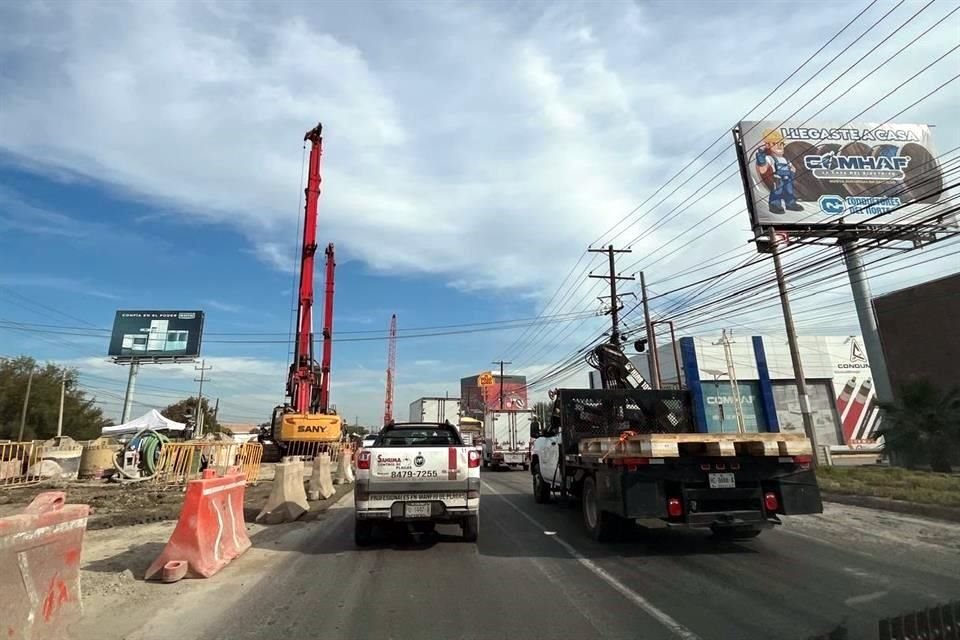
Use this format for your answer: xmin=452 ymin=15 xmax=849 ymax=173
xmin=355 ymin=519 xmax=374 ymax=547
xmin=532 ymin=464 xmax=551 ymax=504
xmin=582 ymin=476 xmax=619 ymax=543
xmin=462 ymin=515 xmax=479 ymax=542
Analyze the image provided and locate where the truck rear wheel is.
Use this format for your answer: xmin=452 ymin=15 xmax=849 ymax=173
xmin=532 ymin=464 xmax=551 ymax=504
xmin=355 ymin=519 xmax=374 ymax=547
xmin=582 ymin=476 xmax=619 ymax=543
xmin=462 ymin=515 xmax=479 ymax=542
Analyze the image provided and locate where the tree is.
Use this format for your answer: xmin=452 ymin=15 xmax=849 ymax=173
xmin=0 ymin=356 xmax=110 ymax=441
xmin=161 ymin=396 xmax=221 ymax=434
xmin=878 ymin=380 xmax=960 ymax=473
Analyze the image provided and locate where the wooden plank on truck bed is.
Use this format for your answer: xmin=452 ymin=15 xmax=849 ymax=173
xmin=578 ymin=432 xmax=812 ymax=458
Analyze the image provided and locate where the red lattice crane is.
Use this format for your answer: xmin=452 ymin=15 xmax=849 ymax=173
xmin=383 ymin=314 xmax=397 ymax=425
xmin=318 ymin=242 xmax=336 ymax=412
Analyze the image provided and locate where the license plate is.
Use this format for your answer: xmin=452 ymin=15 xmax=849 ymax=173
xmin=404 ymin=503 xmax=431 ymax=518
xmin=708 ymin=473 xmax=735 ymax=489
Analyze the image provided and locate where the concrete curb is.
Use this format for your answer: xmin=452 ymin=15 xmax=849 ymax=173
xmin=823 ymin=492 xmax=960 ymax=524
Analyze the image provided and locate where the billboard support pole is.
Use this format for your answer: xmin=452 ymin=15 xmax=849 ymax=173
xmin=194 ymin=359 xmax=212 ymax=437
xmin=120 ymin=361 xmax=139 ymax=425
xmin=841 ymin=237 xmax=893 ymax=404
xmin=768 ymin=229 xmax=820 ymax=467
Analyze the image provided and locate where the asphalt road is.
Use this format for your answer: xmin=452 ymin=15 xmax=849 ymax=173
xmin=139 ymin=471 xmax=960 ymax=640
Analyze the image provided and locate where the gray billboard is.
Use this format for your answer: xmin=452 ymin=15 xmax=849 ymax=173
xmin=108 ymin=310 xmax=204 ymax=359
xmin=736 ymin=121 xmax=956 ymax=233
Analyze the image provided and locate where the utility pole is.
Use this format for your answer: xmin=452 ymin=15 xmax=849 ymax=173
xmin=57 ymin=370 xmax=67 ymax=438
xmin=18 ymin=366 xmax=34 ymax=441
xmin=120 ymin=360 xmax=140 ymax=424
xmin=767 ymin=229 xmax=819 ymax=465
xmin=589 ymin=245 xmax=635 ymax=345
xmin=714 ymin=330 xmax=745 ymax=433
xmin=194 ymin=360 xmax=213 ymax=437
xmin=639 ymin=272 xmax=662 ymax=389
xmin=492 ymin=360 xmax=512 ymax=410
xmin=213 ymin=397 xmax=220 ymax=424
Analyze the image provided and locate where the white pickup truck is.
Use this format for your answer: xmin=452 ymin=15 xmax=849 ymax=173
xmin=354 ymin=421 xmax=481 ymax=545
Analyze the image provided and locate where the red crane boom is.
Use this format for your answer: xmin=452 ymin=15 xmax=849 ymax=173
xmin=318 ymin=242 xmax=336 ymax=412
xmin=383 ymin=314 xmax=397 ymax=425
xmin=288 ymin=123 xmax=324 ymax=414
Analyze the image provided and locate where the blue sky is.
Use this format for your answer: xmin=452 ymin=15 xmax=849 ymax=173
xmin=1 ymin=1 xmax=958 ymax=425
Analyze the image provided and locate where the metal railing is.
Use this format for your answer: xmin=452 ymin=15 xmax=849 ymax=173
xmin=282 ymin=440 xmax=346 ymax=464
xmin=0 ymin=441 xmax=45 ymax=488
xmin=152 ymin=441 xmax=263 ymax=486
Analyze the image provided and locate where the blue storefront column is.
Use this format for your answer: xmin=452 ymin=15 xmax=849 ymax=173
xmin=752 ymin=336 xmax=780 ymax=432
xmin=680 ymin=337 xmax=707 ymax=433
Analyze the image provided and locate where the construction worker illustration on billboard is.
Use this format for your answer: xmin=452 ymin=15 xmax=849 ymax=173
xmin=756 ymin=129 xmax=804 ymax=214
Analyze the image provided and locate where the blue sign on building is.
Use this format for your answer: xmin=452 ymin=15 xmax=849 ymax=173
xmin=701 ymin=380 xmax=764 ymax=433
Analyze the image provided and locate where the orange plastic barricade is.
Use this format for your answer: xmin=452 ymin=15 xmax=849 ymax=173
xmin=0 ymin=492 xmax=90 ymax=640
xmin=145 ymin=468 xmax=251 ymax=581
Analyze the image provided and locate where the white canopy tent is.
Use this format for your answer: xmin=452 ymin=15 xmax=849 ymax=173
xmin=101 ymin=409 xmax=187 ymax=436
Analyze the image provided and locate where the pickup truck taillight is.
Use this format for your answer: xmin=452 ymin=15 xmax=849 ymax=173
xmin=357 ymin=451 xmax=372 ymax=470
xmin=468 ymin=450 xmax=481 ymax=468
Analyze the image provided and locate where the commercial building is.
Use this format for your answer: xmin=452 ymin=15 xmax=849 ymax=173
xmin=589 ymin=335 xmax=878 ymax=448
xmin=460 ymin=373 xmax=528 ymax=419
xmin=874 ymin=272 xmax=960 ymax=397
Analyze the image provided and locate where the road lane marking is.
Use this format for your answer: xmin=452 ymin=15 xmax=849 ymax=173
xmin=483 ymin=480 xmax=702 ymax=640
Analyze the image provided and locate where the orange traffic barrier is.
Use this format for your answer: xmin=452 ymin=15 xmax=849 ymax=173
xmin=0 ymin=491 xmax=90 ymax=640
xmin=144 ymin=468 xmax=251 ymax=581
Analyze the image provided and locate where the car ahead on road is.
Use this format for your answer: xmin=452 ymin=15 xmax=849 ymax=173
xmin=354 ymin=421 xmax=481 ymax=545
xmin=360 ymin=434 xmax=378 ymax=449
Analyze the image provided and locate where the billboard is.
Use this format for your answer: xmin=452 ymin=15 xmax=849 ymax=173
xmin=460 ymin=374 xmax=528 ymax=418
xmin=736 ymin=121 xmax=955 ymax=233
xmin=108 ymin=310 xmax=204 ymax=359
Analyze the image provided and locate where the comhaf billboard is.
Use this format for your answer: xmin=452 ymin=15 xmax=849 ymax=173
xmin=736 ymin=121 xmax=956 ymax=232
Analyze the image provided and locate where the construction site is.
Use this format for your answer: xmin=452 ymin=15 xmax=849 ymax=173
xmin=2 ymin=2 xmax=960 ymax=639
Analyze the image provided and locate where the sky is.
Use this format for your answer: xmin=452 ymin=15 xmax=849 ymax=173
xmin=1 ymin=0 xmax=958 ymax=427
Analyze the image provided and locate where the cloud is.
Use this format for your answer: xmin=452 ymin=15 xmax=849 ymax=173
xmin=0 ymin=273 xmax=120 ymax=300
xmin=203 ymin=299 xmax=244 ymax=313
xmin=2 ymin=1 xmax=957 ymax=400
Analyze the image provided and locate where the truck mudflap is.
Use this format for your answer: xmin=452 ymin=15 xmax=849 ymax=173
xmin=774 ymin=469 xmax=823 ymax=515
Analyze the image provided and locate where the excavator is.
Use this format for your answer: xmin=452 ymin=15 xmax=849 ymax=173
xmin=262 ymin=123 xmax=343 ymax=457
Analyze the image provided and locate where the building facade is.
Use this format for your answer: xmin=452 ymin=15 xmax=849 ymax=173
xmin=589 ymin=335 xmax=878 ymax=448
xmin=874 ymin=272 xmax=960 ymax=397
xmin=460 ymin=373 xmax=528 ymax=419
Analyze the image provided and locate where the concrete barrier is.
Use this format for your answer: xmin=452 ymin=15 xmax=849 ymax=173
xmin=334 ymin=449 xmax=354 ymax=485
xmin=145 ymin=469 xmax=251 ymax=581
xmin=0 ymin=492 xmax=90 ymax=639
xmin=308 ymin=453 xmax=335 ymax=501
xmin=257 ymin=457 xmax=310 ymax=524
